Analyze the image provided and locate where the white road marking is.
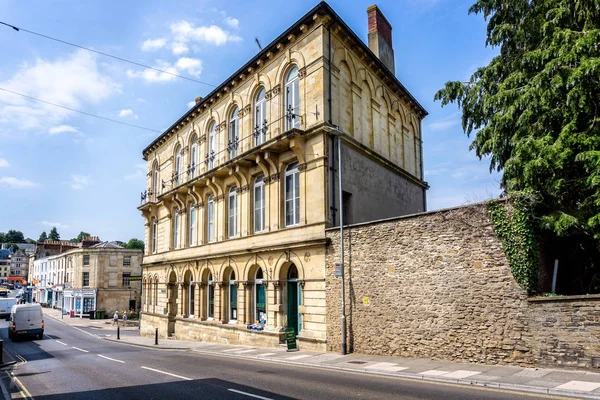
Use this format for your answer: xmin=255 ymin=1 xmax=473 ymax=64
xmin=555 ymin=381 xmax=600 ymax=392
xmin=256 ymin=353 xmax=276 ymax=357
xmin=141 ymin=366 xmax=192 ymax=381
xmin=420 ymin=370 xmax=450 ymax=376
xmin=228 ymin=388 xmax=273 ymax=400
xmin=222 ymin=348 xmax=246 ymax=353
xmin=443 ymin=370 xmax=481 ymax=379
xmin=365 ymin=362 xmax=408 ymax=372
xmin=234 ymin=349 xmax=257 ymax=354
xmin=72 ymin=347 xmax=89 ymax=353
xmin=286 ymin=354 xmax=313 ymax=361
xmin=98 ymin=354 xmax=125 ymax=363
xmin=56 ymin=340 xmax=67 ymax=346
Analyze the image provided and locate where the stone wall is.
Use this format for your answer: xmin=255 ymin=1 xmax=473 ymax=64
xmin=326 ymin=203 xmax=600 ymax=369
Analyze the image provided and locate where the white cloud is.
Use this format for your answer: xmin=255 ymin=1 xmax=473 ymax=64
xmin=66 ymin=174 xmax=91 ymax=190
xmin=0 ymin=50 xmax=119 ymax=132
xmin=49 ymin=125 xmax=78 ymax=135
xmin=119 ymin=109 xmax=138 ymax=119
xmin=172 ymin=42 xmax=189 ymax=55
xmin=124 ymin=163 xmax=147 ymax=180
xmin=427 ymin=116 xmax=461 ymax=132
xmin=187 ymin=100 xmax=196 ymax=108
xmin=0 ymin=158 xmax=8 ymax=168
xmin=170 ymin=20 xmax=242 ymax=48
xmin=141 ymin=38 xmax=167 ymax=52
xmin=224 ymin=16 xmax=239 ymax=29
xmin=127 ymin=60 xmax=178 ymax=83
xmin=0 ymin=176 xmax=38 ymax=188
xmin=127 ymin=57 xmax=202 ymax=83
xmin=41 ymin=221 xmax=69 ymax=229
xmin=175 ymin=57 xmax=203 ymax=76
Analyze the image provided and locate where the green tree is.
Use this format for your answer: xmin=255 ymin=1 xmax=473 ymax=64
xmin=48 ymin=227 xmax=60 ymax=241
xmin=0 ymin=233 xmax=4 ymax=243
xmin=76 ymin=231 xmax=91 ymax=242
xmin=38 ymin=231 xmax=48 ymax=242
xmin=435 ymin=1 xmax=600 ymax=238
xmin=4 ymin=230 xmax=25 ymax=243
xmin=126 ymin=238 xmax=144 ymax=250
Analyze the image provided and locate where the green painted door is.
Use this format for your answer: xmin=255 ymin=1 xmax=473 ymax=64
xmin=287 ymin=282 xmax=298 ymax=335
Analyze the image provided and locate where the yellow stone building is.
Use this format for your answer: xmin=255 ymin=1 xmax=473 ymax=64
xmin=139 ymin=2 xmax=427 ymax=351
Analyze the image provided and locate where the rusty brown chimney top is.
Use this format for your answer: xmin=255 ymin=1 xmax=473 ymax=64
xmin=195 ymin=96 xmax=203 ymax=104
xmin=367 ymin=5 xmax=395 ymax=74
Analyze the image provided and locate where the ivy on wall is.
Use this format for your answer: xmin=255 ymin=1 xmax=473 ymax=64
xmin=488 ymin=198 xmax=539 ymax=293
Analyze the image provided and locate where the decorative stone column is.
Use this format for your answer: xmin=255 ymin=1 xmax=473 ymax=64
xmin=243 ymin=281 xmax=253 ymax=324
xmin=220 ymin=282 xmax=228 ymax=323
xmin=214 ymin=281 xmax=222 ymax=323
xmin=193 ymin=282 xmax=200 ymax=318
xmin=176 ymin=282 xmax=184 ymax=316
xmin=273 ymin=281 xmax=283 ymax=327
xmin=198 ymin=282 xmax=206 ymax=320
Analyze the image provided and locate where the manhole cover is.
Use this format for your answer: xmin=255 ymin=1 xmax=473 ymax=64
xmin=347 ymin=361 xmax=368 ymax=365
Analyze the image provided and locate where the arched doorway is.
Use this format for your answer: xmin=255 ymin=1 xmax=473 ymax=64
xmin=167 ymin=271 xmax=177 ymax=336
xmin=287 ymin=264 xmax=301 ymax=335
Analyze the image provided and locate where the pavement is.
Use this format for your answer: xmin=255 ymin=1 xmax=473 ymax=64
xmin=39 ymin=307 xmax=600 ymax=399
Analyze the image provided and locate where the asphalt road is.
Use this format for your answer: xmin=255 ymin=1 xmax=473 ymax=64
xmin=0 ymin=317 xmax=568 ymax=400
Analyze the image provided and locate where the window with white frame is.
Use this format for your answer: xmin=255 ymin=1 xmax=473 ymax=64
xmin=285 ymin=66 xmax=300 ymax=130
xmin=173 ymin=208 xmax=180 ymax=249
xmin=189 ymin=281 xmax=195 ymax=317
xmin=228 ymin=186 xmax=237 ymax=238
xmin=123 ymin=256 xmax=131 ymax=267
xmin=83 ymin=255 xmax=90 ymax=266
xmin=189 ymin=205 xmax=196 ymax=246
xmin=152 ymin=218 xmax=158 ymax=253
xmin=228 ymin=107 xmax=239 ymax=159
xmin=285 ymin=162 xmax=300 ymax=226
xmin=190 ymin=134 xmax=198 ymax=178
xmin=82 ymin=272 xmax=89 ymax=286
xmin=153 ymin=163 xmax=159 ymax=200
xmin=207 ymin=122 xmax=216 ymax=169
xmin=122 ymin=273 xmax=130 ymax=287
xmin=254 ymin=176 xmax=265 ymax=232
xmin=175 ymin=145 xmax=183 ymax=184
xmin=254 ymin=88 xmax=267 ymax=145
xmin=207 ymin=195 xmax=215 ymax=242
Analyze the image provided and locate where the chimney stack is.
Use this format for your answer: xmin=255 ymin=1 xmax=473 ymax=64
xmin=195 ymin=96 xmax=203 ymax=104
xmin=367 ymin=5 xmax=395 ymax=74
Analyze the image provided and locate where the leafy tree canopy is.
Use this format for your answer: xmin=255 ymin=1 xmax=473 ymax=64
xmin=38 ymin=231 xmax=48 ymax=242
xmin=76 ymin=231 xmax=91 ymax=242
xmin=435 ymin=0 xmax=600 ymax=239
xmin=48 ymin=227 xmax=60 ymax=241
xmin=125 ymin=238 xmax=144 ymax=250
xmin=3 ymin=230 xmax=25 ymax=243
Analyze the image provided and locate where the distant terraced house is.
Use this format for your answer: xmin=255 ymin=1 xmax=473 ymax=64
xmin=138 ymin=2 xmax=427 ymax=350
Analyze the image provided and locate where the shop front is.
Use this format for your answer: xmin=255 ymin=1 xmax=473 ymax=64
xmin=63 ymin=288 xmax=97 ymax=318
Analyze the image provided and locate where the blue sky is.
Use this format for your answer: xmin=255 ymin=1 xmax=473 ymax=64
xmin=0 ymin=0 xmax=501 ymax=242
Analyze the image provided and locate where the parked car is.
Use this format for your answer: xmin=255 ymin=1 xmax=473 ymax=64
xmin=7 ymin=303 xmax=44 ymax=340
xmin=0 ymin=288 xmax=8 ymax=297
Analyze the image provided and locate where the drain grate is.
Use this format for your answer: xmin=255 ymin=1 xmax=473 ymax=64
xmin=347 ymin=361 xmax=368 ymax=365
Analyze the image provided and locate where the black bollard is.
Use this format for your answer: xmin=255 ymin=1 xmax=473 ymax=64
xmin=154 ymin=328 xmax=158 ymax=345
xmin=117 ymin=326 xmax=120 ymax=340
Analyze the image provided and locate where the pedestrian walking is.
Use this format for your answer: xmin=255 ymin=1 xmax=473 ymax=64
xmin=122 ymin=311 xmax=128 ymax=324
xmin=113 ymin=311 xmax=119 ymax=326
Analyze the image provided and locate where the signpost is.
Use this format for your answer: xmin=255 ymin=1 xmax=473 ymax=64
xmin=285 ymin=327 xmax=298 ymax=352
xmin=128 ymin=276 xmax=142 ymax=282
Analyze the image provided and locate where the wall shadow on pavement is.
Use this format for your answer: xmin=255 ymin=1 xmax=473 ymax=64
xmin=32 ymin=378 xmax=295 ymax=400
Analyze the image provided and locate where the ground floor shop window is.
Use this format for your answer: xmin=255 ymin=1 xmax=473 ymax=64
xmin=207 ymin=274 xmax=214 ymax=319
xmin=255 ymin=268 xmax=266 ymax=324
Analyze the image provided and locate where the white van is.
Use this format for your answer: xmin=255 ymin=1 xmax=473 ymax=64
xmin=7 ymin=303 xmax=44 ymax=340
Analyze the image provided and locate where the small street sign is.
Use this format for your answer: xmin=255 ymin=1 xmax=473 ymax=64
xmin=285 ymin=327 xmax=298 ymax=352
xmin=334 ymin=263 xmax=342 ymax=277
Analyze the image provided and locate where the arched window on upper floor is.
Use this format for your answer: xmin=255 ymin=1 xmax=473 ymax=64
xmin=254 ymin=175 xmax=265 ymax=233
xmin=207 ymin=122 xmax=217 ymax=169
xmin=207 ymin=195 xmax=215 ymax=243
xmin=175 ymin=145 xmax=183 ymax=184
xmin=190 ymin=134 xmax=198 ymax=178
xmin=284 ymin=162 xmax=300 ymax=227
xmin=254 ymin=88 xmax=267 ymax=145
xmin=228 ymin=186 xmax=238 ymax=238
xmin=228 ymin=106 xmax=239 ymax=159
xmin=152 ymin=162 xmax=159 ymax=201
xmin=188 ymin=204 xmax=196 ymax=247
xmin=285 ymin=66 xmax=300 ymax=130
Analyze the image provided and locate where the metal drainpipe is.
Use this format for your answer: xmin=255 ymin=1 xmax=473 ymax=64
xmin=419 ymin=118 xmax=426 ymax=212
xmin=328 ymin=21 xmax=336 ymax=226
xmin=338 ymin=133 xmax=346 ymax=356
